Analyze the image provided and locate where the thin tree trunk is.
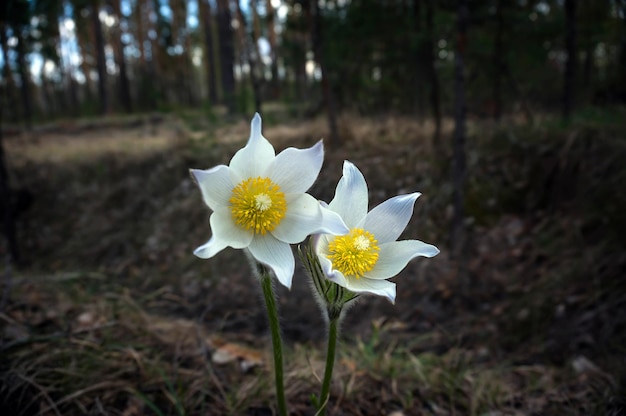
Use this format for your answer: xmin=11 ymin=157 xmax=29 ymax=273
xmin=41 ymin=75 xmax=56 ymax=118
xmin=0 ymin=24 xmax=19 ymax=123
xmin=424 ymin=0 xmax=442 ymax=154
xmin=216 ymin=0 xmax=236 ymax=112
xmin=563 ymin=0 xmax=577 ymax=121
xmin=15 ymin=30 xmax=32 ymax=130
xmin=152 ymin=0 xmax=169 ymax=106
xmin=236 ymin=0 xmax=263 ymax=113
xmin=0 ymin=104 xmax=19 ymax=265
xmin=111 ymin=0 xmax=132 ymax=113
xmin=67 ymin=72 xmax=80 ymax=116
xmin=133 ymin=0 xmax=153 ymax=110
xmin=451 ymin=0 xmax=468 ymax=258
xmin=412 ymin=0 xmax=426 ymax=122
xmin=492 ymin=0 xmax=504 ymax=121
xmin=91 ymin=0 xmax=108 ymax=115
xmin=75 ymin=19 xmax=94 ymax=108
xmin=265 ymin=0 xmax=280 ymax=99
xmin=312 ymin=0 xmax=339 ymax=146
xmin=249 ymin=0 xmax=263 ymax=113
xmin=199 ymin=0 xmax=218 ymax=104
xmin=618 ymin=0 xmax=626 ymax=98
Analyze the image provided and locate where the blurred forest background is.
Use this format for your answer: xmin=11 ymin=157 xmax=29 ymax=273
xmin=1 ymin=0 xmax=626 ymax=415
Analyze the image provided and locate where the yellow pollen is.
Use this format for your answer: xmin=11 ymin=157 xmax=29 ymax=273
xmin=327 ymin=228 xmax=380 ymax=279
xmin=229 ymin=177 xmax=287 ymax=234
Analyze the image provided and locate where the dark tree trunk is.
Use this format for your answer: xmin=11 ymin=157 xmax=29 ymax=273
xmin=312 ymin=0 xmax=339 ymax=146
xmin=199 ymin=0 xmax=218 ymax=104
xmin=617 ymin=0 xmax=626 ymax=99
xmin=0 ymin=24 xmax=19 ymax=123
xmin=111 ymin=0 xmax=133 ymax=113
xmin=41 ymin=76 xmax=56 ymax=118
xmin=563 ymin=0 xmax=577 ymax=121
xmin=91 ymin=0 xmax=108 ymax=115
xmin=492 ymin=0 xmax=504 ymax=121
xmin=424 ymin=0 xmax=442 ymax=153
xmin=236 ymin=0 xmax=262 ymax=114
xmin=216 ymin=0 xmax=236 ymax=112
xmin=0 ymin=105 xmax=19 ymax=265
xmin=75 ymin=20 xmax=94 ymax=109
xmin=15 ymin=30 xmax=32 ymax=130
xmin=412 ymin=0 xmax=427 ymax=122
xmin=451 ymin=0 xmax=468 ymax=258
xmin=68 ymin=73 xmax=80 ymax=116
xmin=265 ymin=0 xmax=280 ymax=99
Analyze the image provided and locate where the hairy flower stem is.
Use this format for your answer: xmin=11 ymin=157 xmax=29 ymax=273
xmin=260 ymin=268 xmax=288 ymax=416
xmin=298 ymin=243 xmax=356 ymax=415
xmin=318 ymin=316 xmax=339 ymax=415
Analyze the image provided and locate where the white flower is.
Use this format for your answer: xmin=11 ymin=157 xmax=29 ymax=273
xmin=191 ymin=113 xmax=348 ymax=289
xmin=314 ymin=161 xmax=440 ymax=303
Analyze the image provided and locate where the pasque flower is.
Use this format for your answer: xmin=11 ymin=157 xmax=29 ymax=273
xmin=314 ymin=161 xmax=439 ymax=303
xmin=191 ymin=113 xmax=348 ymax=288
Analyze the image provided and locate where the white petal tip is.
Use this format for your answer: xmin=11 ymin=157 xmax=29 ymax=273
xmin=193 ymin=247 xmax=211 ymax=259
xmin=275 ymin=274 xmax=293 ymax=289
xmin=189 ymin=169 xmax=201 ymax=181
xmin=251 ymin=114 xmax=262 ymax=136
xmin=422 ymin=245 xmax=440 ymax=258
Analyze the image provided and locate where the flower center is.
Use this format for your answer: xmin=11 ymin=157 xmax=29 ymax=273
xmin=229 ymin=177 xmax=287 ymax=234
xmin=327 ymin=228 xmax=380 ymax=279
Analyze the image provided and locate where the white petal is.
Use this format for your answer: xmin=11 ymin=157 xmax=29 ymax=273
xmin=323 ymin=262 xmax=349 ymax=287
xmin=194 ymin=209 xmax=252 ymax=257
xmin=269 ymin=141 xmax=324 ymax=193
xmin=271 ymin=194 xmax=348 ymax=244
xmin=328 ymin=161 xmax=369 ymax=228
xmin=310 ymin=253 xmax=349 ymax=291
xmin=229 ymin=114 xmax=275 ymax=178
xmin=248 ymin=234 xmax=295 ymax=289
xmin=345 ymin=277 xmax=396 ymax=304
xmin=194 ymin=236 xmax=227 ymax=259
xmin=194 ymin=208 xmax=253 ymax=259
xmin=365 ymin=240 xmax=440 ymax=280
xmin=364 ymin=193 xmax=421 ymax=244
xmin=319 ymin=205 xmax=350 ymax=235
xmin=312 ymin=233 xmax=332 ymax=257
xmin=190 ymin=165 xmax=234 ymax=210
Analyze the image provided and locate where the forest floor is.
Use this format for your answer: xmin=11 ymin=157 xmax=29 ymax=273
xmin=0 ymin=107 xmax=625 ymax=415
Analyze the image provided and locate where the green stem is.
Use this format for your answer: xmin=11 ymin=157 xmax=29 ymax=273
xmin=260 ymin=271 xmax=288 ymax=416
xmin=318 ymin=317 xmax=339 ymax=415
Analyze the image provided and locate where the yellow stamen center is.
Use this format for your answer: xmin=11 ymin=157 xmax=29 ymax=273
xmin=229 ymin=177 xmax=287 ymax=234
xmin=327 ymin=228 xmax=380 ymax=279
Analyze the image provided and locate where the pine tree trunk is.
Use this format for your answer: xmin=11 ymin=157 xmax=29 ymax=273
xmin=412 ymin=0 xmax=426 ymax=122
xmin=199 ymin=0 xmax=218 ymax=104
xmin=75 ymin=19 xmax=94 ymax=109
xmin=265 ymin=0 xmax=280 ymax=99
xmin=15 ymin=30 xmax=32 ymax=130
xmin=492 ymin=0 xmax=504 ymax=121
xmin=237 ymin=0 xmax=262 ymax=114
xmin=0 ymin=105 xmax=19 ymax=264
xmin=451 ymin=0 xmax=468 ymax=258
xmin=111 ymin=0 xmax=133 ymax=113
xmin=424 ymin=0 xmax=442 ymax=154
xmin=563 ymin=0 xmax=577 ymax=121
xmin=91 ymin=0 xmax=108 ymax=115
xmin=0 ymin=24 xmax=19 ymax=123
xmin=312 ymin=0 xmax=339 ymax=146
xmin=618 ymin=0 xmax=626 ymax=99
xmin=216 ymin=0 xmax=236 ymax=112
